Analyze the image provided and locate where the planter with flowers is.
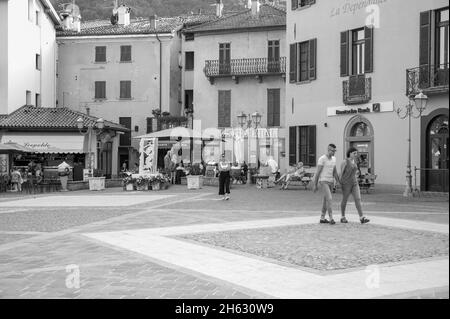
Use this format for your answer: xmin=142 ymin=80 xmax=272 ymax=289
xmin=186 ymin=163 xmax=204 ymax=190
xmin=122 ymin=176 xmax=135 ymax=191
xmin=135 ymin=176 xmax=149 ymax=191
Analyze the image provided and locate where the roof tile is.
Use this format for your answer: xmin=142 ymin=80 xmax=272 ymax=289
xmin=0 ymin=106 xmax=128 ymax=132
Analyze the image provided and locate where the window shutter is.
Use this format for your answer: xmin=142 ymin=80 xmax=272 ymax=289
xmin=289 ymin=43 xmax=297 ymax=83
xmin=289 ymin=126 xmax=297 ymax=166
xmin=267 ymin=90 xmax=274 ymax=127
xmin=309 ymin=38 xmax=317 ymax=80
xmin=308 ymin=125 xmax=316 ymax=166
xmin=419 ymin=10 xmax=432 ymax=89
xmin=146 ymin=117 xmax=153 ymax=133
xmin=364 ymin=26 xmax=374 ymax=73
xmin=340 ymin=31 xmax=349 ymax=77
xmin=218 ymin=90 xmax=231 ymax=127
xmin=291 ymin=0 xmax=298 ymax=11
xmin=274 ymin=89 xmax=280 ymax=127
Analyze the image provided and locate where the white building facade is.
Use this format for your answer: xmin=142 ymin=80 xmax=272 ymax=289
xmin=0 ymin=0 xmax=60 ymax=114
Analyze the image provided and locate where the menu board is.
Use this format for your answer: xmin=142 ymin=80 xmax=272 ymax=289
xmin=0 ymin=154 xmax=8 ymax=175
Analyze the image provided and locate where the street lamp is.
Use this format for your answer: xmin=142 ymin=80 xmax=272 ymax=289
xmin=396 ymin=91 xmax=428 ymax=197
xmin=77 ymin=117 xmax=105 ymax=171
xmin=237 ymin=111 xmax=262 ymax=185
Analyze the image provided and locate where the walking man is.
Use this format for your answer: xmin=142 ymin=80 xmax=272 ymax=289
xmin=313 ymin=144 xmax=340 ymax=225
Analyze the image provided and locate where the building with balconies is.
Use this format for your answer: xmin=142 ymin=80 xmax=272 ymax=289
xmin=182 ymin=0 xmax=287 ymax=171
xmin=287 ymin=0 xmax=448 ymax=191
xmin=56 ymin=4 xmax=216 ymax=175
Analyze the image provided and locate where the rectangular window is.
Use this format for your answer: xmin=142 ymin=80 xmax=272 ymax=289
xmin=219 ymin=43 xmax=231 ymax=75
xmin=119 ymin=117 xmax=132 ymax=146
xmin=185 ymin=33 xmax=194 ymax=41
xmin=28 ymin=0 xmax=33 ymax=22
xmin=185 ymin=52 xmax=194 ymax=70
xmin=341 ymin=27 xmax=373 ymax=76
xmin=26 ymin=90 xmax=31 ymax=105
xmin=267 ymin=89 xmax=280 ymax=127
xmin=146 ymin=117 xmax=153 ymax=134
xmin=120 ymin=45 xmax=132 ymax=62
xmin=436 ymin=8 xmax=449 ymax=67
xmin=35 ymin=10 xmax=40 ymax=26
xmin=35 ymin=54 xmax=41 ymax=70
xmin=95 ymin=46 xmax=106 ymax=63
xmin=95 ymin=81 xmax=106 ymax=99
xmin=299 ymin=126 xmax=316 ymax=167
xmin=218 ymin=90 xmax=231 ymax=128
xmin=120 ymin=81 xmax=131 ymax=99
xmin=268 ymin=40 xmax=280 ymax=72
xmin=292 ymin=0 xmax=316 ymax=10
xmin=290 ymin=39 xmax=317 ymax=83
xmin=351 ymin=28 xmax=365 ymax=75
xmin=35 ymin=93 xmax=40 ymax=107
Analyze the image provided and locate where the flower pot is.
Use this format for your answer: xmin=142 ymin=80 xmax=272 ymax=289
xmin=125 ymin=183 xmax=134 ymax=191
xmin=136 ymin=183 xmax=148 ymax=191
xmin=186 ymin=175 xmax=203 ymax=190
xmin=151 ymin=182 xmax=161 ymax=191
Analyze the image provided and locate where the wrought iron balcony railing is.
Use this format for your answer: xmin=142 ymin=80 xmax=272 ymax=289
xmin=204 ymin=57 xmax=286 ymax=83
xmin=406 ymin=63 xmax=449 ymax=96
xmin=343 ymin=75 xmax=372 ymax=105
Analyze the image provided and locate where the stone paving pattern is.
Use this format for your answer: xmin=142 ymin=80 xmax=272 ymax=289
xmin=179 ymin=223 xmax=449 ymax=271
xmin=0 ymin=185 xmax=448 ymax=298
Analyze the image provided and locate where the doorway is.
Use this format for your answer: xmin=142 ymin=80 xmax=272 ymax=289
xmin=426 ymin=115 xmax=449 ymax=192
xmin=344 ymin=115 xmax=374 ymax=175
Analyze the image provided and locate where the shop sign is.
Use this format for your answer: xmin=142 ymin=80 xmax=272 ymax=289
xmin=327 ymin=101 xmax=393 ymax=117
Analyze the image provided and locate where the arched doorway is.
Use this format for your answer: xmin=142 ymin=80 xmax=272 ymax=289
xmin=426 ymin=115 xmax=449 ymax=192
xmin=344 ymin=116 xmax=374 ymax=175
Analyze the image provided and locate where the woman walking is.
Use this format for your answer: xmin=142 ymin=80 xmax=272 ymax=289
xmin=218 ymin=153 xmax=231 ymax=200
xmin=340 ymin=147 xmax=370 ymax=224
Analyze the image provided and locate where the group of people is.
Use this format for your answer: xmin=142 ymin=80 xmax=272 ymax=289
xmin=1 ymin=162 xmax=43 ymax=193
xmin=313 ymin=144 xmax=370 ymax=225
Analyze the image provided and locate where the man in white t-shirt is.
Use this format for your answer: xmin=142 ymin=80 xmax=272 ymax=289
xmin=313 ymin=144 xmax=340 ymax=225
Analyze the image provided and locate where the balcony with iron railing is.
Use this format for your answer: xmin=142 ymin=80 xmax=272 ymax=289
xmin=406 ymin=63 xmax=449 ymax=96
xmin=343 ymin=74 xmax=372 ymax=105
xmin=204 ymin=57 xmax=286 ymax=84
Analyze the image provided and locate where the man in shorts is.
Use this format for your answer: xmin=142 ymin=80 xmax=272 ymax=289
xmin=313 ymin=144 xmax=340 ymax=225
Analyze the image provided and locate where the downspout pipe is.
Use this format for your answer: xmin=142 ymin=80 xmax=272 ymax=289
xmin=155 ymin=32 xmax=162 ymax=113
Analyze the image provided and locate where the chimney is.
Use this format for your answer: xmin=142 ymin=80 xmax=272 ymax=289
xmin=251 ymin=0 xmax=260 ymax=15
xmin=60 ymin=3 xmax=81 ymax=32
xmin=117 ymin=4 xmax=131 ymax=26
xmin=149 ymin=14 xmax=157 ymax=29
xmin=216 ymin=0 xmax=223 ymax=17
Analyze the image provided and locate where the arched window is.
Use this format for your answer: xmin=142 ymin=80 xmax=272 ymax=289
xmin=350 ymin=122 xmax=372 ymax=137
xmin=428 ymin=115 xmax=449 ymax=136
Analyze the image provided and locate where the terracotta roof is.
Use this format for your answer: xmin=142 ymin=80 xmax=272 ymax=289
xmin=184 ymin=4 xmax=285 ymax=34
xmin=0 ymin=106 xmax=129 ymax=132
xmin=56 ymin=14 xmax=218 ymax=37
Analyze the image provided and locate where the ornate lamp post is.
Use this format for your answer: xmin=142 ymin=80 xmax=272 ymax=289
xmin=396 ymin=91 xmax=428 ymax=197
xmin=77 ymin=117 xmax=105 ymax=171
xmin=237 ymin=111 xmax=262 ymax=185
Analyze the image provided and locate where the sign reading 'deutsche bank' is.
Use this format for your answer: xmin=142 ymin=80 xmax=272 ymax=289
xmin=327 ymin=101 xmax=394 ymax=117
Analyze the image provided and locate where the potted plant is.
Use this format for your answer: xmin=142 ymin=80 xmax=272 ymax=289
xmin=135 ymin=176 xmax=149 ymax=191
xmin=122 ymin=175 xmax=135 ymax=191
xmin=186 ymin=163 xmax=204 ymax=190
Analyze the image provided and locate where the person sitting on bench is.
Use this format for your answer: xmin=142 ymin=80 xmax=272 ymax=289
xmin=278 ymin=162 xmax=305 ymax=189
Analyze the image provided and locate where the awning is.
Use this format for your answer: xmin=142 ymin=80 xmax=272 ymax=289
xmin=0 ymin=132 xmax=87 ymax=154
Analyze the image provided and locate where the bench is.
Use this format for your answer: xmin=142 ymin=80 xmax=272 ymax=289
xmin=280 ymin=172 xmax=314 ymax=190
xmin=254 ymin=174 xmax=270 ymax=189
